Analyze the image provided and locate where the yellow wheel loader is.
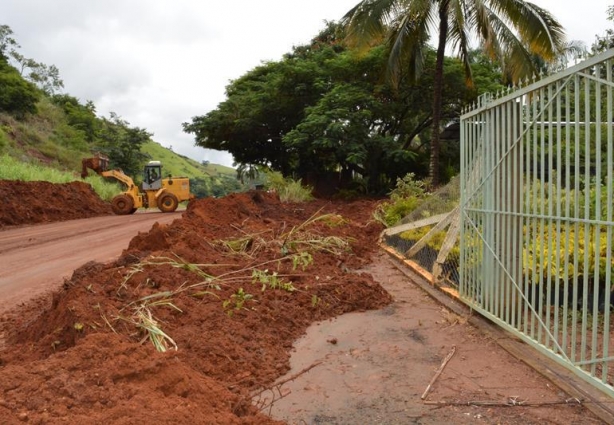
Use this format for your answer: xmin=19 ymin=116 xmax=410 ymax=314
xmin=81 ymin=153 xmax=193 ymax=215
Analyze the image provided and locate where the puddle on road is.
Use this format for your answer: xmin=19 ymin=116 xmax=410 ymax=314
xmin=264 ymin=279 xmax=446 ymax=424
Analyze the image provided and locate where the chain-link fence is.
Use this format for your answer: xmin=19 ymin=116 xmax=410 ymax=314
xmin=382 ymin=176 xmax=461 ymax=289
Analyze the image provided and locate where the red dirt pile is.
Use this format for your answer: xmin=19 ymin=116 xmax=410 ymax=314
xmin=0 ymin=180 xmax=112 ymax=228
xmin=0 ymin=191 xmax=390 ymax=424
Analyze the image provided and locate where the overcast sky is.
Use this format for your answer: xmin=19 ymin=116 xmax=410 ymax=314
xmin=3 ymin=1 xmax=611 ymax=168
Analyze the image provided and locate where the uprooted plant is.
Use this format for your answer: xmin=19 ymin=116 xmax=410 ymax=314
xmin=116 ymin=293 xmax=182 ymax=352
xmin=252 ymin=269 xmax=296 ymax=292
xmin=279 ymin=210 xmax=352 ymax=256
xmin=216 ymin=226 xmax=270 ymax=258
xmin=222 ymin=287 xmax=254 ymax=316
xmin=216 ymin=210 xmax=352 ymax=258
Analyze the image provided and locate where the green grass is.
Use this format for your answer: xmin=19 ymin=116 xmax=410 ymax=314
xmin=0 ymin=154 xmax=120 ymax=201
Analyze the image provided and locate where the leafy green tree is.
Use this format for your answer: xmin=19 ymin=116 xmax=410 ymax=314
xmin=185 ymin=23 xmax=504 ymax=193
xmin=51 ymin=94 xmax=100 ymax=143
xmin=10 ymin=51 xmax=64 ymax=95
xmin=0 ymin=24 xmax=64 ymax=95
xmin=184 ymin=56 xmax=325 ymax=175
xmin=282 ymin=44 xmax=420 ymax=192
xmin=284 ymin=45 xmax=501 ymax=191
xmin=189 ymin=176 xmax=212 ymax=198
xmin=342 ymin=0 xmax=565 ymax=186
xmin=0 ymin=25 xmax=18 ymax=59
xmin=98 ymin=112 xmax=151 ymax=177
xmin=0 ymin=55 xmax=40 ymax=118
xmin=592 ymin=4 xmax=614 ymax=53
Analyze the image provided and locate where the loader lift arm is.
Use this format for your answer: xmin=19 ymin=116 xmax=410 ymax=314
xmin=81 ymin=154 xmax=137 ymax=191
xmin=99 ymin=169 xmax=138 ymax=191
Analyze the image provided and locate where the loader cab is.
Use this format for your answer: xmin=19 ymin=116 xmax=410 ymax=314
xmin=143 ymin=161 xmax=162 ymax=190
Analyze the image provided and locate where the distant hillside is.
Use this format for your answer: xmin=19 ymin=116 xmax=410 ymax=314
xmin=0 ymin=99 xmax=246 ymax=199
xmin=0 ymin=45 xmax=246 ymax=198
xmin=141 ymin=141 xmax=245 ymax=197
xmin=142 ymin=141 xmax=235 ymax=178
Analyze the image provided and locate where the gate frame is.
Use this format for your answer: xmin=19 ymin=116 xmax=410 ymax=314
xmin=460 ymin=48 xmax=614 ymax=399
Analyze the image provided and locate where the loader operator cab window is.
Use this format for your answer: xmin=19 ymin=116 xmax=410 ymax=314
xmin=144 ymin=164 xmax=162 ymax=190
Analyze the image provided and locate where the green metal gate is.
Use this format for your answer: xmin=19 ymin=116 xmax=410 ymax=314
xmin=460 ymin=48 xmax=614 ymax=397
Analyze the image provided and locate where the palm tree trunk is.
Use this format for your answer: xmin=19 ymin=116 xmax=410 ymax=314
xmin=429 ymin=4 xmax=449 ymax=187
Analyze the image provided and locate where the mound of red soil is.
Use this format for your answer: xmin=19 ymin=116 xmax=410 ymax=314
xmin=0 ymin=180 xmax=112 ymax=228
xmin=0 ymin=191 xmax=390 ymax=424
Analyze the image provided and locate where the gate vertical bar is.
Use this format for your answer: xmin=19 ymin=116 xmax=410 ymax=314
xmin=553 ymin=80 xmax=562 ymax=350
xmin=581 ymin=74 xmax=591 ymax=367
xmin=603 ymin=58 xmax=613 ymax=384
xmin=592 ymin=64 xmax=602 ymax=377
xmin=562 ymin=79 xmax=571 ymax=355
xmin=538 ymin=84 xmax=546 ymax=345
xmin=572 ymin=72 xmax=580 ymax=364
xmin=460 ymin=49 xmax=614 ymax=398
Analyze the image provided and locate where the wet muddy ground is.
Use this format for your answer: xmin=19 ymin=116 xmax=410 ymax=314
xmin=268 ymin=251 xmax=601 ymax=424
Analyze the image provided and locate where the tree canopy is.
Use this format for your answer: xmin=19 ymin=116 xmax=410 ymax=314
xmin=184 ymin=23 xmax=503 ymax=194
xmin=592 ymin=4 xmax=614 ymax=53
xmin=0 ymin=24 xmax=63 ymax=95
xmin=0 ymin=54 xmax=40 ymax=118
xmin=342 ymin=0 xmax=566 ymax=186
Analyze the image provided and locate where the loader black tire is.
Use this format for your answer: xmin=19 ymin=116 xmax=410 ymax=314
xmin=111 ymin=194 xmax=135 ymax=215
xmin=157 ymin=193 xmax=178 ymax=213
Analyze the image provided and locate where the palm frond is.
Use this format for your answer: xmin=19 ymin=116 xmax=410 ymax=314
xmin=386 ymin=0 xmax=435 ymax=83
xmin=483 ymin=9 xmax=538 ymax=82
xmin=491 ymin=0 xmax=566 ymax=60
xmin=342 ymin=0 xmax=400 ymax=51
xmin=467 ymin=0 xmax=502 ymax=61
xmin=448 ymin=0 xmax=473 ymax=86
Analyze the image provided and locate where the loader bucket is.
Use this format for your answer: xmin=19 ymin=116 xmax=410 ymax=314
xmin=81 ymin=153 xmax=109 ymax=178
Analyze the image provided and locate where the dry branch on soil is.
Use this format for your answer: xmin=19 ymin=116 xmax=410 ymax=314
xmin=252 ymin=361 xmax=324 ymax=414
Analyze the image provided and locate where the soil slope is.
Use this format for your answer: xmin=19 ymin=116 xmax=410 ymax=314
xmin=0 ymin=180 xmax=112 ymax=228
xmin=0 ymin=191 xmax=391 ymax=424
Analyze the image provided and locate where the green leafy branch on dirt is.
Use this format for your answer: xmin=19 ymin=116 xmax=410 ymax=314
xmin=222 ymin=288 xmax=254 ymax=316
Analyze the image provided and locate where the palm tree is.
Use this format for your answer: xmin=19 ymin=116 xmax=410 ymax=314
xmin=342 ymin=0 xmax=566 ymax=186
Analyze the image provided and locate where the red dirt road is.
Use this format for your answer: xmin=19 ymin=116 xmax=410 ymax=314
xmin=0 ymin=211 xmax=182 ymax=315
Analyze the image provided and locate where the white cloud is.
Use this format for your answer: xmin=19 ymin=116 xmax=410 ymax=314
xmin=4 ymin=0 xmax=362 ymax=167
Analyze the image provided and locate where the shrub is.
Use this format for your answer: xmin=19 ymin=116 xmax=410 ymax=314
xmin=374 ymin=173 xmax=428 ymax=226
xmin=264 ymin=170 xmax=313 ymax=203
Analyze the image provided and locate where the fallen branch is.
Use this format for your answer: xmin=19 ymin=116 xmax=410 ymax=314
xmin=423 ymin=397 xmax=583 ymax=407
xmin=271 ymin=360 xmax=323 ymax=389
xmin=251 ymin=360 xmax=323 ymax=414
xmin=421 ymin=345 xmax=456 ymax=400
